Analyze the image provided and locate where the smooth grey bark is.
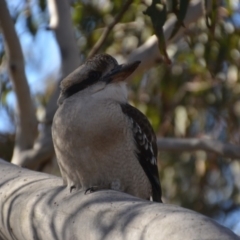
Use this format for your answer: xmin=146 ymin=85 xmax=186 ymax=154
xmin=0 ymin=0 xmax=38 ymax=164
xmin=11 ymin=0 xmax=81 ymax=169
xmin=0 ymin=159 xmax=239 ymax=240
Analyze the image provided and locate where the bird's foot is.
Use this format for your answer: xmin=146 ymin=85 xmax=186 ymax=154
xmin=70 ymin=185 xmax=77 ymax=193
xmin=85 ymin=186 xmax=99 ymax=195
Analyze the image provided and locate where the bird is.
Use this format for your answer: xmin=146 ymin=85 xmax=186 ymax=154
xmin=52 ymin=53 xmax=162 ymax=202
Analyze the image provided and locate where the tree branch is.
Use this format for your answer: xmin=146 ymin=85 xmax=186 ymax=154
xmin=12 ymin=0 xmax=81 ymax=169
xmin=87 ymin=0 xmax=133 ymax=59
xmin=157 ymin=138 xmax=240 ymax=159
xmin=0 ymin=159 xmax=238 ymax=240
xmin=0 ymin=0 xmax=38 ymax=164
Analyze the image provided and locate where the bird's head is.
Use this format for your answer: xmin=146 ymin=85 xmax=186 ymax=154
xmin=58 ymin=54 xmax=140 ymax=105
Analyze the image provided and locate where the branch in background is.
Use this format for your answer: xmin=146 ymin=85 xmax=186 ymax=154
xmin=126 ymin=0 xmax=211 ymax=81
xmin=0 ymin=159 xmax=238 ymax=240
xmin=46 ymin=0 xmax=81 ymax=122
xmin=157 ymin=138 xmax=240 ymax=159
xmin=0 ymin=0 xmax=38 ymax=164
xmin=87 ymin=0 xmax=133 ymax=59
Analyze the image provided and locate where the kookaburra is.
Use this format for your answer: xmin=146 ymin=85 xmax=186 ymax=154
xmin=52 ymin=53 xmax=162 ymax=202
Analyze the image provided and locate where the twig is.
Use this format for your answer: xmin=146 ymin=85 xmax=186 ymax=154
xmin=157 ymin=138 xmax=240 ymax=159
xmin=87 ymin=0 xmax=133 ymax=59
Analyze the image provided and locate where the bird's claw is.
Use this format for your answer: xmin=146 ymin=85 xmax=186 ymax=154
xmin=70 ymin=185 xmax=76 ymax=193
xmin=85 ymin=186 xmax=98 ymax=195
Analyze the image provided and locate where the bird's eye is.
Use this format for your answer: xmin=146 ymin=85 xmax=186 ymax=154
xmin=89 ymin=71 xmax=101 ymax=80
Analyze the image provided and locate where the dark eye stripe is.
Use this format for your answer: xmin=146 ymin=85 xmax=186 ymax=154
xmin=63 ymin=71 xmax=102 ymax=99
xmin=89 ymin=71 xmax=101 ymax=79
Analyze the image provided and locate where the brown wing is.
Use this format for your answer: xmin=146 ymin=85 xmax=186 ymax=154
xmin=120 ymin=104 xmax=162 ymax=202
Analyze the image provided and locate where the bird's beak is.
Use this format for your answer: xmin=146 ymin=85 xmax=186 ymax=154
xmin=102 ymin=61 xmax=141 ymax=83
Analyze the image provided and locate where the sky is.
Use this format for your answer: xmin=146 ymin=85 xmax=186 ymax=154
xmin=0 ymin=0 xmax=61 ymax=132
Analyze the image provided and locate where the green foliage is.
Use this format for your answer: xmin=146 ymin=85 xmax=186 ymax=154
xmin=26 ymin=13 xmax=38 ymax=36
xmin=169 ymin=0 xmax=190 ymax=39
xmin=39 ymin=0 xmax=46 ymax=12
xmin=144 ymin=1 xmax=170 ymax=63
xmin=144 ymin=0 xmax=192 ymax=62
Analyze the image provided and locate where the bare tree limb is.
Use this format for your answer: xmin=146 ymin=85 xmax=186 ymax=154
xmin=12 ymin=0 xmax=81 ymax=169
xmin=88 ymin=0 xmax=133 ymax=59
xmin=0 ymin=0 xmax=38 ymax=164
xmin=157 ymin=138 xmax=240 ymax=159
xmin=0 ymin=159 xmax=238 ymax=240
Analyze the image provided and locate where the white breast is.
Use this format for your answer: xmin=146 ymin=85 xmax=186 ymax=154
xmin=90 ymin=82 xmax=128 ymax=103
xmin=52 ymin=80 xmax=151 ymax=199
